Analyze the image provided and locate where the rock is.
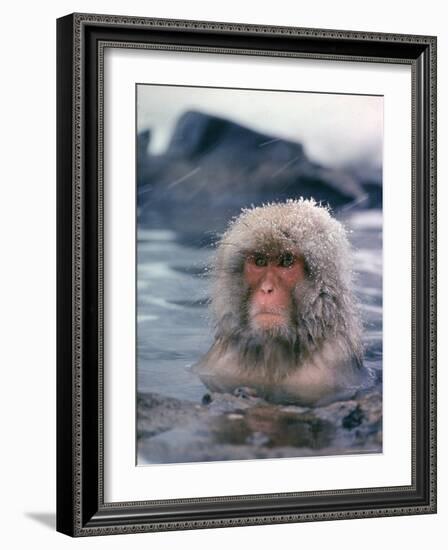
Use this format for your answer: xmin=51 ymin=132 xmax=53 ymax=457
xmin=137 ymin=388 xmax=382 ymax=464
xmin=201 ymin=392 xmax=212 ymax=405
xmin=233 ymin=386 xmax=260 ymax=399
xmin=342 ymin=405 xmax=365 ymax=430
xmin=137 ymin=111 xmax=373 ymax=244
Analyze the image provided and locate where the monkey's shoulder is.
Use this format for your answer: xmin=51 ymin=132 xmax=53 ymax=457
xmin=193 ymin=339 xmax=367 ymax=406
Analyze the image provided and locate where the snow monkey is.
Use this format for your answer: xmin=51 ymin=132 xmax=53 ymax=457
xmin=193 ymin=199 xmax=370 ymax=406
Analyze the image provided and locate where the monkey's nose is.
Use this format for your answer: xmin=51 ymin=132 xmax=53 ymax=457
xmin=260 ymin=281 xmax=274 ymax=294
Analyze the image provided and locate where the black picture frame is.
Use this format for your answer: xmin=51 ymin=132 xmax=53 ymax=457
xmin=56 ymin=13 xmax=437 ymax=537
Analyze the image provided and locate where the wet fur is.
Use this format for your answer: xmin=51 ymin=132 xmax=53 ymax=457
xmin=194 ymin=199 xmax=368 ymax=406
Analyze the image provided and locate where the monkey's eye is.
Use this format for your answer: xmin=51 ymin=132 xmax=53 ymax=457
xmin=253 ymin=254 xmax=268 ymax=267
xmin=279 ymin=252 xmax=294 ymax=268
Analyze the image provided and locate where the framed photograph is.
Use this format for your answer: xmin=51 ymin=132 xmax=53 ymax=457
xmin=56 ymin=13 xmax=437 ymax=536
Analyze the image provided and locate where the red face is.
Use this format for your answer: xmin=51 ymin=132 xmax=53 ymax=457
xmin=243 ymin=250 xmax=306 ymax=330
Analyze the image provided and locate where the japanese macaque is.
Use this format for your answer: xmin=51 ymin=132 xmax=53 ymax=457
xmin=193 ymin=199 xmax=370 ymax=406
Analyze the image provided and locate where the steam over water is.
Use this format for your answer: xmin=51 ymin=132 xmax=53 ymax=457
xmin=137 ymin=209 xmax=382 ymax=402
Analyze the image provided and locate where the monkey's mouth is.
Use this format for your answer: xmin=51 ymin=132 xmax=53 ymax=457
xmin=251 ymin=306 xmax=285 ymax=316
xmin=253 ymin=311 xmax=283 ymax=319
xmin=250 ymin=309 xmax=287 ymax=328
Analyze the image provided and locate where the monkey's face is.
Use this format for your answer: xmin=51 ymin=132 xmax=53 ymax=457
xmin=243 ymin=250 xmax=306 ymax=334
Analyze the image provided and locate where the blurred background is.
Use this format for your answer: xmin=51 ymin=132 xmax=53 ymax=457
xmin=137 ymin=85 xmax=382 ymax=244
